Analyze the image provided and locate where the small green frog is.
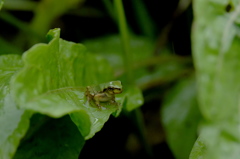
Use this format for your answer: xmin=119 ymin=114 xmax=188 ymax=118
xmin=85 ymin=81 xmax=123 ymax=109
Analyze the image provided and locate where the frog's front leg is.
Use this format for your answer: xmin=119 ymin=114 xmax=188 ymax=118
xmin=110 ymin=97 xmax=119 ymax=106
xmin=85 ymin=86 xmax=94 ymax=104
xmin=93 ymin=93 xmax=112 ymax=109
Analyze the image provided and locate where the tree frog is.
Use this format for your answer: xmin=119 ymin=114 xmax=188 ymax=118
xmin=85 ymin=81 xmax=123 ymax=109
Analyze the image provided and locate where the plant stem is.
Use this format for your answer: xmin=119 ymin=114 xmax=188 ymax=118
xmin=0 ymin=11 xmax=44 ymax=41
xmin=102 ymin=0 xmax=117 ymax=23
xmin=131 ymin=0 xmax=156 ymax=39
xmin=3 ymin=0 xmax=37 ymax=11
xmin=131 ymin=109 xmax=154 ymax=157
xmin=114 ymin=0 xmax=133 ymax=85
xmin=114 ymin=0 xmax=153 ymax=157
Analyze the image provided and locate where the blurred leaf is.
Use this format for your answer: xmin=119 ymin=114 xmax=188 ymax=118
xmin=0 ymin=55 xmax=32 ymax=159
xmin=14 ymin=116 xmax=85 ymax=159
xmin=162 ymin=76 xmax=201 ymax=159
xmin=136 ymin=55 xmax=192 ymax=90
xmin=83 ymin=35 xmax=154 ymax=70
xmin=189 ymin=135 xmax=207 ymax=159
xmin=11 ymin=28 xmax=124 ymax=139
xmin=120 ymin=86 xmax=144 ymax=112
xmin=190 ymin=122 xmax=240 ymax=159
xmin=192 ymin=0 xmax=240 ymax=158
xmin=0 ymin=0 xmax=3 ymax=10
xmin=0 ymin=37 xmax=23 ymax=55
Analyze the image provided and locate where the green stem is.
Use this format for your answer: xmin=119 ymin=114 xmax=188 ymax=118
xmin=114 ymin=0 xmax=153 ymax=157
xmin=102 ymin=0 xmax=117 ymax=23
xmin=131 ymin=109 xmax=154 ymax=157
xmin=0 ymin=11 xmax=44 ymax=41
xmin=132 ymin=0 xmax=156 ymax=38
xmin=3 ymin=0 xmax=37 ymax=11
xmin=114 ymin=0 xmax=133 ymax=84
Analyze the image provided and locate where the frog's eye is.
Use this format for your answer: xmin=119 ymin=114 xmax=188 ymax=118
xmin=108 ymin=87 xmax=113 ymax=91
xmin=113 ymin=88 xmax=122 ymax=94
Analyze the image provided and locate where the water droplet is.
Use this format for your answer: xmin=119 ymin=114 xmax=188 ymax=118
xmin=93 ymin=118 xmax=99 ymax=124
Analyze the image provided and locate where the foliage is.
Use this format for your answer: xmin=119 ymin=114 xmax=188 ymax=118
xmin=0 ymin=28 xmax=141 ymax=158
xmin=0 ymin=55 xmax=31 ymax=159
xmin=14 ymin=116 xmax=85 ymax=159
xmin=190 ymin=0 xmax=240 ymax=158
xmin=0 ymin=0 xmax=3 ymax=10
xmin=1 ymin=0 xmax=239 ymax=159
xmin=162 ymin=76 xmax=201 ymax=159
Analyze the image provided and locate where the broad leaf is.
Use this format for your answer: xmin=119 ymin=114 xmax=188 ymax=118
xmin=191 ymin=0 xmax=240 ymax=158
xmin=0 ymin=55 xmax=32 ymax=159
xmin=13 ymin=116 xmax=85 ymax=159
xmin=162 ymin=76 xmax=201 ymax=159
xmin=11 ymin=28 xmax=123 ymax=139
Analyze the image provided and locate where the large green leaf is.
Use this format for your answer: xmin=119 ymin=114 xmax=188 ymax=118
xmin=13 ymin=116 xmax=85 ymax=159
xmin=11 ymin=28 xmax=123 ymax=139
xmin=162 ymin=76 xmax=201 ymax=159
xmin=0 ymin=55 xmax=32 ymax=159
xmin=191 ymin=0 xmax=240 ymax=158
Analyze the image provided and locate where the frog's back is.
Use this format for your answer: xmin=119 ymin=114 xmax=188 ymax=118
xmin=88 ymin=84 xmax=102 ymax=94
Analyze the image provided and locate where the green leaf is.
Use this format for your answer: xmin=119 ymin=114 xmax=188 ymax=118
xmin=192 ymin=0 xmax=240 ymax=158
xmin=136 ymin=54 xmax=192 ymax=90
xmin=70 ymin=99 xmax=122 ymax=139
xmin=190 ymin=122 xmax=240 ymax=159
xmin=0 ymin=0 xmax=3 ymax=10
xmin=0 ymin=37 xmax=23 ymax=55
xmin=83 ymin=35 xmax=154 ymax=71
xmin=121 ymin=86 xmax=144 ymax=112
xmin=189 ymin=135 xmax=207 ymax=159
xmin=0 ymin=55 xmax=32 ymax=159
xmin=162 ymin=76 xmax=201 ymax=159
xmin=11 ymin=28 xmax=122 ymax=139
xmin=14 ymin=116 xmax=85 ymax=159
